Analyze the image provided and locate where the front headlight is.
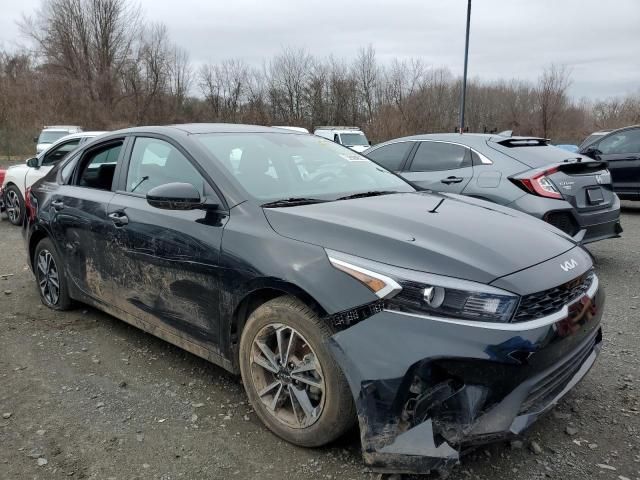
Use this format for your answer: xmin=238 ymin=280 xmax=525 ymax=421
xmin=327 ymin=250 xmax=519 ymax=323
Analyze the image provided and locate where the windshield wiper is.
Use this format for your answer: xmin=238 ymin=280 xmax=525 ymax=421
xmin=261 ymin=197 xmax=329 ymax=208
xmin=336 ymin=190 xmax=399 ymax=201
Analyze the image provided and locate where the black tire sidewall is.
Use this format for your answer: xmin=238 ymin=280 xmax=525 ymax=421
xmin=6 ymin=186 xmax=24 ymax=226
xmin=34 ymin=237 xmax=72 ymax=310
xmin=239 ymin=297 xmax=355 ymax=447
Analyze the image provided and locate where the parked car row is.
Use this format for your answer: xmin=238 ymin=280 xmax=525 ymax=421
xmin=364 ymin=133 xmax=622 ymax=244
xmin=20 ymin=123 xmax=606 ymax=475
xmin=2 ymin=131 xmax=106 ymax=225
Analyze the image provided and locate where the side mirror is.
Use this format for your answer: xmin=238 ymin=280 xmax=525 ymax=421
xmin=33 ymin=137 xmax=38 ymax=143
xmin=26 ymin=157 xmax=39 ymax=168
xmin=581 ymin=146 xmax=601 ymax=159
xmin=146 ymin=182 xmax=203 ymax=210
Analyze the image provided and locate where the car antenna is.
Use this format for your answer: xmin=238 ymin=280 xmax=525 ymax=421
xmin=429 ymin=198 xmax=445 ymax=213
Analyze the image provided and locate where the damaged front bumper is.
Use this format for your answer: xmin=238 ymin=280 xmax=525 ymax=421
xmin=329 ymin=282 xmax=604 ymax=475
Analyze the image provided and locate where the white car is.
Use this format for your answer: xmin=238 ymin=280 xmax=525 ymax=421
xmin=2 ymin=131 xmax=106 ymax=225
xmin=35 ymin=125 xmax=83 ymax=154
xmin=313 ymin=126 xmax=370 ymax=152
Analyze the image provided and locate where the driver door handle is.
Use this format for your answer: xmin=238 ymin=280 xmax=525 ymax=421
xmin=441 ymin=176 xmax=464 ymax=185
xmin=51 ymin=200 xmax=64 ymax=211
xmin=108 ymin=211 xmax=129 ymax=226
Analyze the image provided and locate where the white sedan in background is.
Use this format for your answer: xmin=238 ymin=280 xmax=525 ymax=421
xmin=2 ymin=131 xmax=106 ymax=225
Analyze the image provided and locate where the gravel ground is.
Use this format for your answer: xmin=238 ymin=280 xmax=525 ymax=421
xmin=0 ymin=203 xmax=639 ymax=480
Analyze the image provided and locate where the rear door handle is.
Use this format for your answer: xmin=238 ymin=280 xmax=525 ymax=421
xmin=441 ymin=176 xmax=464 ymax=184
xmin=51 ymin=200 xmax=64 ymax=211
xmin=108 ymin=212 xmax=129 ymax=226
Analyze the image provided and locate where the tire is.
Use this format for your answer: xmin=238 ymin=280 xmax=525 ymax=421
xmin=239 ymin=296 xmax=356 ymax=447
xmin=5 ymin=185 xmax=24 ymax=226
xmin=33 ymin=238 xmax=72 ymax=310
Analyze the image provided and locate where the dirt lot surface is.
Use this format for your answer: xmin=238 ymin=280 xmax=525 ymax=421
xmin=1 ymin=204 xmax=639 ymax=480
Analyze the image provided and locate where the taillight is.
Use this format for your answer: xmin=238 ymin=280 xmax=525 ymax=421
xmin=511 ymin=167 xmax=562 ymax=199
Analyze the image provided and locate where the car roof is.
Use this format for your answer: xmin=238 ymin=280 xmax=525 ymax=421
xmin=37 ymin=131 xmax=108 ymax=156
xmin=112 ymin=123 xmax=303 ymax=136
xmin=42 ymin=125 xmax=82 ymax=131
xmin=370 ymin=133 xmax=498 ymax=149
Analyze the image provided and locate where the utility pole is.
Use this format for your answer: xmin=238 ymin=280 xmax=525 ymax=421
xmin=459 ymin=0 xmax=471 ymax=134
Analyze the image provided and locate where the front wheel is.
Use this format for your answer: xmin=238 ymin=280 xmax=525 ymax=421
xmin=239 ymin=296 xmax=355 ymax=447
xmin=5 ymin=185 xmax=24 ymax=226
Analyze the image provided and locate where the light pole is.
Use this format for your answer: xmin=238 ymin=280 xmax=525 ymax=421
xmin=459 ymin=0 xmax=471 ymax=134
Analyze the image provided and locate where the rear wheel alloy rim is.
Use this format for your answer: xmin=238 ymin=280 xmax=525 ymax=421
xmin=36 ymin=250 xmax=60 ymax=305
xmin=6 ymin=190 xmax=20 ymax=222
xmin=250 ymin=324 xmax=325 ymax=429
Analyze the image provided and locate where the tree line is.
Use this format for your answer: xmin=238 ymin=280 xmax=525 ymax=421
xmin=1 ymin=0 xmax=639 ymax=157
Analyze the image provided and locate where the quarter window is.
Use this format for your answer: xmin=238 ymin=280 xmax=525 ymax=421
xmin=77 ymin=142 xmax=123 ymax=191
xmin=367 ymin=142 xmax=413 ymax=171
xmin=126 ymin=137 xmax=205 ymax=195
xmin=410 ymin=142 xmax=471 ymax=172
xmin=41 ymin=139 xmax=81 ymax=166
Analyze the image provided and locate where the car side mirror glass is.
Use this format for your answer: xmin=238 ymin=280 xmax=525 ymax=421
xmin=146 ymin=182 xmax=203 ymax=210
xmin=33 ymin=137 xmax=38 ymax=143
xmin=26 ymin=157 xmax=39 ymax=168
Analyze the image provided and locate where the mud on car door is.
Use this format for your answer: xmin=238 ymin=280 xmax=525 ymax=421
xmin=106 ymin=135 xmax=228 ymax=352
xmin=49 ymin=139 xmax=126 ymax=301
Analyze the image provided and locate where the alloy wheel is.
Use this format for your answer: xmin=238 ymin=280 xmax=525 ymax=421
xmin=36 ymin=250 xmax=60 ymax=305
xmin=250 ymin=323 xmax=326 ymax=429
xmin=6 ymin=190 xmax=20 ymax=223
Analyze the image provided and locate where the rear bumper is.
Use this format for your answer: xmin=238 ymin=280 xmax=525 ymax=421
xmin=329 ymin=283 xmax=604 ymax=475
xmin=508 ymin=194 xmax=621 ymax=244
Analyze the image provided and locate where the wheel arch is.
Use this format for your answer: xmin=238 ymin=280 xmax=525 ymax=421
xmin=228 ymin=279 xmax=328 ymax=370
xmin=28 ymin=226 xmax=51 ymax=271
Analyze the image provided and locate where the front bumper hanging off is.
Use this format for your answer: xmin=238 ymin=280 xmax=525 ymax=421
xmin=328 ymin=285 xmax=604 ymax=475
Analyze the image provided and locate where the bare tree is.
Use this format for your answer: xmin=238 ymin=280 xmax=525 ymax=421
xmin=536 ymin=64 xmax=572 ymax=138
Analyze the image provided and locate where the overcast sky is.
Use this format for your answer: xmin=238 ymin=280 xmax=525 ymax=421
xmin=1 ymin=0 xmax=638 ymax=100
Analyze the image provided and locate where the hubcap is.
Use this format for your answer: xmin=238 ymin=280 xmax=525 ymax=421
xmin=250 ymin=324 xmax=325 ymax=429
xmin=6 ymin=190 xmax=20 ymax=223
xmin=36 ymin=250 xmax=60 ymax=305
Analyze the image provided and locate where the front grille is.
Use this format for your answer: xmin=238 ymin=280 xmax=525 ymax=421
xmin=519 ymin=333 xmax=598 ymax=414
xmin=545 ymin=211 xmax=579 ymax=236
xmin=513 ymin=270 xmax=595 ymax=322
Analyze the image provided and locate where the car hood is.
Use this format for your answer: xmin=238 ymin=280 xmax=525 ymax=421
xmin=263 ymin=192 xmax=576 ymax=285
xmin=348 ymin=145 xmax=369 ymax=153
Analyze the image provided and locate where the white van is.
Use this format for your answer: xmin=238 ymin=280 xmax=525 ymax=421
xmin=313 ymin=127 xmax=370 ymax=153
xmin=35 ymin=125 xmax=83 ymax=153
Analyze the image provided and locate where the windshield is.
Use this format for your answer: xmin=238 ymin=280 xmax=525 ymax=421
xmin=339 ymin=133 xmax=369 ymax=146
xmin=38 ymin=131 xmax=69 ymax=144
xmin=195 ymin=133 xmax=414 ymax=201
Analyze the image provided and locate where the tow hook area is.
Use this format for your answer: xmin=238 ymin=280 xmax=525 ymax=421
xmin=356 ymin=361 xmax=490 ymax=476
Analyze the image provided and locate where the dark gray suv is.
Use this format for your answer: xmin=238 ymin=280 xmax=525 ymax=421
xmin=364 ymin=133 xmax=622 ymax=244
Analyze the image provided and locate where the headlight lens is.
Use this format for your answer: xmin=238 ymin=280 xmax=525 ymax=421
xmin=326 ymin=250 xmax=519 ymax=323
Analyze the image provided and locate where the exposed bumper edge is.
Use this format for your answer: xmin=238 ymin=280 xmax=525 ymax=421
xmin=328 ymin=286 xmax=604 ymax=475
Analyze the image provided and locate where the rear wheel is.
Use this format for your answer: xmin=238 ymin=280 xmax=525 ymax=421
xmin=239 ymin=296 xmax=355 ymax=447
xmin=5 ymin=185 xmax=24 ymax=226
xmin=34 ymin=238 xmax=72 ymax=310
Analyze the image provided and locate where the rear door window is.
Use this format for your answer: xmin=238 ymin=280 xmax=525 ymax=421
xmin=77 ymin=142 xmax=123 ymax=191
xmin=367 ymin=142 xmax=414 ymax=171
xmin=410 ymin=142 xmax=471 ymax=171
